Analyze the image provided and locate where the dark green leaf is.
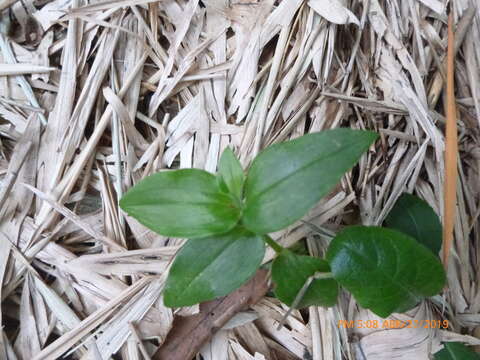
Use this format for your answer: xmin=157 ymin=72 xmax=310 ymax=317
xmin=272 ymin=250 xmax=338 ymax=308
xmin=434 ymin=342 xmax=480 ymax=360
xmin=163 ymin=228 xmax=265 ymax=307
xmin=243 ymin=129 xmax=378 ymax=234
xmin=385 ymin=193 xmax=442 ymax=255
xmin=217 ymin=147 xmax=245 ymax=201
xmin=120 ymin=169 xmax=241 ymax=238
xmin=326 ymin=226 xmax=445 ymax=318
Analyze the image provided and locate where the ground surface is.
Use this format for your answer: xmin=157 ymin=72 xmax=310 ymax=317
xmin=0 ymin=0 xmax=479 ymax=359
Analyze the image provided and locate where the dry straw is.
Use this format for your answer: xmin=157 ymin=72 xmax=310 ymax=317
xmin=0 ymin=0 xmax=479 ymax=359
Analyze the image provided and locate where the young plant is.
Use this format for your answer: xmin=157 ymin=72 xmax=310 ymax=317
xmin=120 ymin=128 xmax=446 ymax=318
xmin=434 ymin=342 xmax=480 ymax=359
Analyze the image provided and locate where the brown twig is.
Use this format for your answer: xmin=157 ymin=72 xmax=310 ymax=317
xmin=442 ymin=6 xmax=458 ymax=267
xmin=152 ymin=270 xmax=270 ymax=360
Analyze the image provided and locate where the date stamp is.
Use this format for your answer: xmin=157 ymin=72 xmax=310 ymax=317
xmin=337 ymin=319 xmax=449 ymax=329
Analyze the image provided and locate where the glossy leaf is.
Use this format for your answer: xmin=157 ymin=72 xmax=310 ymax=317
xmin=272 ymin=250 xmax=338 ymax=308
xmin=434 ymin=342 xmax=480 ymax=360
xmin=327 ymin=226 xmax=445 ymax=318
xmin=163 ymin=228 xmax=265 ymax=307
xmin=243 ymin=129 xmax=378 ymax=234
xmin=385 ymin=193 xmax=442 ymax=255
xmin=217 ymin=147 xmax=245 ymax=201
xmin=120 ymin=169 xmax=241 ymax=238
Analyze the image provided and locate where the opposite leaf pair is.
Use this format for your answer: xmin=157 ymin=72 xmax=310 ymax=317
xmin=121 ymin=128 xmax=377 ymax=238
xmin=120 ymin=128 xmax=445 ymax=318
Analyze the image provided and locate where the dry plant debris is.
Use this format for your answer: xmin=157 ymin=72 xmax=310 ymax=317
xmin=0 ymin=0 xmax=479 ymax=359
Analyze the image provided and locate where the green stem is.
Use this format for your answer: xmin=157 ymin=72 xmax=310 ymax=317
xmin=313 ymin=272 xmax=333 ymax=280
xmin=263 ymin=235 xmax=284 ymax=254
xmin=277 ymin=271 xmax=334 ymax=330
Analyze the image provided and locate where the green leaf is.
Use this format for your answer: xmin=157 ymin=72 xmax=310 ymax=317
xmin=243 ymin=129 xmax=378 ymax=234
xmin=217 ymin=147 xmax=245 ymax=201
xmin=272 ymin=250 xmax=338 ymax=308
xmin=120 ymin=169 xmax=241 ymax=238
xmin=434 ymin=342 xmax=480 ymax=360
xmin=385 ymin=193 xmax=442 ymax=255
xmin=163 ymin=228 xmax=265 ymax=307
xmin=326 ymin=226 xmax=445 ymax=318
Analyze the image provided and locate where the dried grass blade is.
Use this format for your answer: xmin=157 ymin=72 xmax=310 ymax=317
xmin=0 ymin=64 xmax=56 ymax=76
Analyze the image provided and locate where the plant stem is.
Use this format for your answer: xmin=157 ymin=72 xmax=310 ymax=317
xmin=313 ymin=272 xmax=333 ymax=280
xmin=277 ymin=271 xmax=334 ymax=330
xmin=263 ymin=235 xmax=284 ymax=254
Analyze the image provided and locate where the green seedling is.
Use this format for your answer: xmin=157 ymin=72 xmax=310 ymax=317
xmin=120 ymin=128 xmax=445 ymax=317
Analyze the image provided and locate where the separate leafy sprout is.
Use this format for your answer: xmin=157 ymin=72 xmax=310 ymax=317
xmin=434 ymin=342 xmax=480 ymax=360
xmin=120 ymin=128 xmax=446 ymax=318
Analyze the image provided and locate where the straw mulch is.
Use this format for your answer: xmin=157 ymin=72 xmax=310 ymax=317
xmin=0 ymin=0 xmax=479 ymax=359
